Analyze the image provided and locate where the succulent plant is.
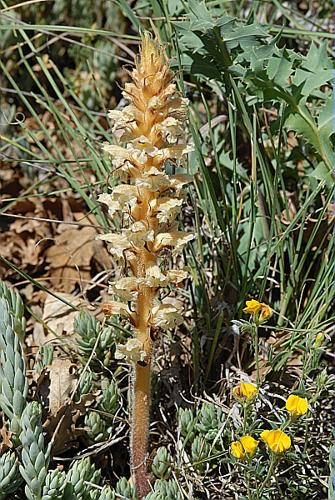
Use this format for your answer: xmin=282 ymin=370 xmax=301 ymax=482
xmin=0 ymin=297 xmax=28 ymax=435
xmin=99 ymin=377 xmax=120 ymax=414
xmin=195 ymin=402 xmax=225 ymax=441
xmin=151 ymin=447 xmax=172 ymax=480
xmin=85 ymin=411 xmax=109 ymax=443
xmin=178 ymin=408 xmax=195 ymax=442
xmin=75 ymin=311 xmax=101 ymax=360
xmin=19 ymin=402 xmax=51 ymax=500
xmin=66 ymin=457 xmax=102 ymax=499
xmin=0 ymin=281 xmax=26 ymax=341
xmin=145 ymin=479 xmax=183 ymax=500
xmin=115 ymin=476 xmax=137 ymax=499
xmin=0 ymin=451 xmax=23 ymax=499
xmin=42 ymin=468 xmax=68 ymax=500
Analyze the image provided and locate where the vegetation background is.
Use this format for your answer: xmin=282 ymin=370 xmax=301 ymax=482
xmin=0 ymin=0 xmax=334 ymax=499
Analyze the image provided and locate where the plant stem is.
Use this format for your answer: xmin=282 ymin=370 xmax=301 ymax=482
xmin=131 ymin=283 xmax=155 ymax=498
xmin=132 ymin=362 xmax=151 ymax=498
xmin=253 ymin=322 xmax=260 ymax=387
xmin=257 ymin=455 xmax=277 ymax=498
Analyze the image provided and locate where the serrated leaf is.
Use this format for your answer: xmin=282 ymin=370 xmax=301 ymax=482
xmin=301 ymin=42 xmax=333 ymax=72
xmin=310 ymin=162 xmax=334 ymax=187
xmin=267 ymin=54 xmax=293 ymax=87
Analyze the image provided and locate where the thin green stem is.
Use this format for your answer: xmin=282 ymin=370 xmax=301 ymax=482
xmin=253 ymin=322 xmax=260 ymax=388
xmin=258 ymin=455 xmax=277 ymax=498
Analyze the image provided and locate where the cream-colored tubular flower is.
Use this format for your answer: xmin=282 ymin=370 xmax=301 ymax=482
xmin=98 ymin=33 xmax=192 ymax=499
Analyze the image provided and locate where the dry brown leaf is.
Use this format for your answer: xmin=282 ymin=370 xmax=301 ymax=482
xmin=0 ymin=425 xmax=13 ymax=455
xmin=32 ymin=292 xmax=85 ymax=348
xmin=48 ymin=358 xmax=77 ymax=415
xmin=45 ymin=225 xmax=110 ymax=292
xmin=44 ymin=394 xmax=95 ymax=454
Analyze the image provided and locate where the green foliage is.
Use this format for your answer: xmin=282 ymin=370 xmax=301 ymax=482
xmin=75 ymin=311 xmax=115 ymax=365
xmin=0 ymin=281 xmax=26 ymax=341
xmin=99 ymin=377 xmax=120 ymax=414
xmin=178 ymin=408 xmax=195 ymax=441
xmin=0 ymin=297 xmax=28 ymax=434
xmin=66 ymin=457 xmax=102 ymax=499
xmin=191 ymin=436 xmax=211 ymax=473
xmin=0 ymin=451 xmax=23 ymax=499
xmin=42 ymin=469 xmax=68 ymax=500
xmin=84 ymin=411 xmax=109 ymax=443
xmin=34 ymin=345 xmax=54 ymax=373
xmin=75 ymin=370 xmax=94 ymax=400
xmin=115 ymin=477 xmax=137 ymax=499
xmin=152 ymin=447 xmax=172 ymax=480
xmin=19 ymin=402 xmax=51 ymax=500
xmin=98 ymin=485 xmax=116 ymax=500
xmin=195 ymin=402 xmax=225 ymax=441
xmin=145 ymin=479 xmax=183 ymax=500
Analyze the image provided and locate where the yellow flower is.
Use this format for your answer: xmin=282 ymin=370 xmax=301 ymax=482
xmin=230 ymin=441 xmax=246 ymax=460
xmin=240 ymin=436 xmax=258 ymax=457
xmin=233 ymin=382 xmax=258 ymax=402
xmin=243 ymin=299 xmax=272 ymax=323
xmin=258 ymin=304 xmax=272 ymax=323
xmin=261 ymin=429 xmax=291 ymax=453
xmin=230 ymin=435 xmax=258 ymax=460
xmin=243 ymin=299 xmax=262 ymax=315
xmin=314 ymin=332 xmax=325 ymax=348
xmin=285 ymin=395 xmax=308 ymax=418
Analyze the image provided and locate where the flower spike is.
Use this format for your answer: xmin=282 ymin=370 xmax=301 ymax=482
xmin=98 ymin=33 xmax=191 ymax=498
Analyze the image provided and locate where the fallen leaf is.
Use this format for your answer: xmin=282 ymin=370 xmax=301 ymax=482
xmin=47 ymin=358 xmax=77 ymax=415
xmin=32 ymin=292 xmax=84 ymax=348
xmin=45 ymin=226 xmax=110 ymax=292
xmin=44 ymin=394 xmax=95 ymax=454
xmin=0 ymin=425 xmax=13 ymax=454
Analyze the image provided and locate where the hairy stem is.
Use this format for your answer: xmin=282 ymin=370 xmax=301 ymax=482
xmin=131 ymin=284 xmax=155 ymax=497
xmin=132 ymin=362 xmax=151 ymax=498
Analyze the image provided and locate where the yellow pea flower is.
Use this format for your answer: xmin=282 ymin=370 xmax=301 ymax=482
xmin=261 ymin=429 xmax=291 ymax=453
xmin=239 ymin=435 xmax=259 ymax=457
xmin=285 ymin=394 xmax=308 ymax=418
xmin=233 ymin=382 xmax=258 ymax=402
xmin=231 ymin=435 xmax=258 ymax=460
xmin=243 ymin=299 xmax=272 ymax=323
xmin=314 ymin=332 xmax=325 ymax=348
xmin=243 ymin=299 xmax=262 ymax=315
xmin=230 ymin=440 xmax=245 ymax=460
xmin=258 ymin=304 xmax=272 ymax=323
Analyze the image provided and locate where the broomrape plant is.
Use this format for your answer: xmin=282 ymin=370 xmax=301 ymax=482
xmin=98 ymin=33 xmax=192 ymax=497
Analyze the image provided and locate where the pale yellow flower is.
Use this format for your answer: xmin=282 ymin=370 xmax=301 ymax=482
xmin=151 ymin=299 xmax=184 ymax=330
xmin=110 ymin=277 xmax=139 ymax=301
xmin=115 ymin=338 xmax=146 ymax=364
xmin=101 ymin=301 xmax=131 ymax=317
xmin=97 ymin=233 xmax=130 ymax=258
xmin=314 ymin=332 xmax=325 ymax=348
xmin=232 ymin=382 xmax=258 ymax=402
xmin=261 ymin=429 xmax=291 ymax=453
xmin=230 ymin=441 xmax=246 ymax=460
xmin=285 ymin=395 xmax=308 ymax=418
xmin=153 ymin=231 xmax=194 ymax=254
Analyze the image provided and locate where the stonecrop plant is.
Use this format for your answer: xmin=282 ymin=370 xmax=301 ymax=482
xmin=98 ymin=33 xmax=192 ymax=497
